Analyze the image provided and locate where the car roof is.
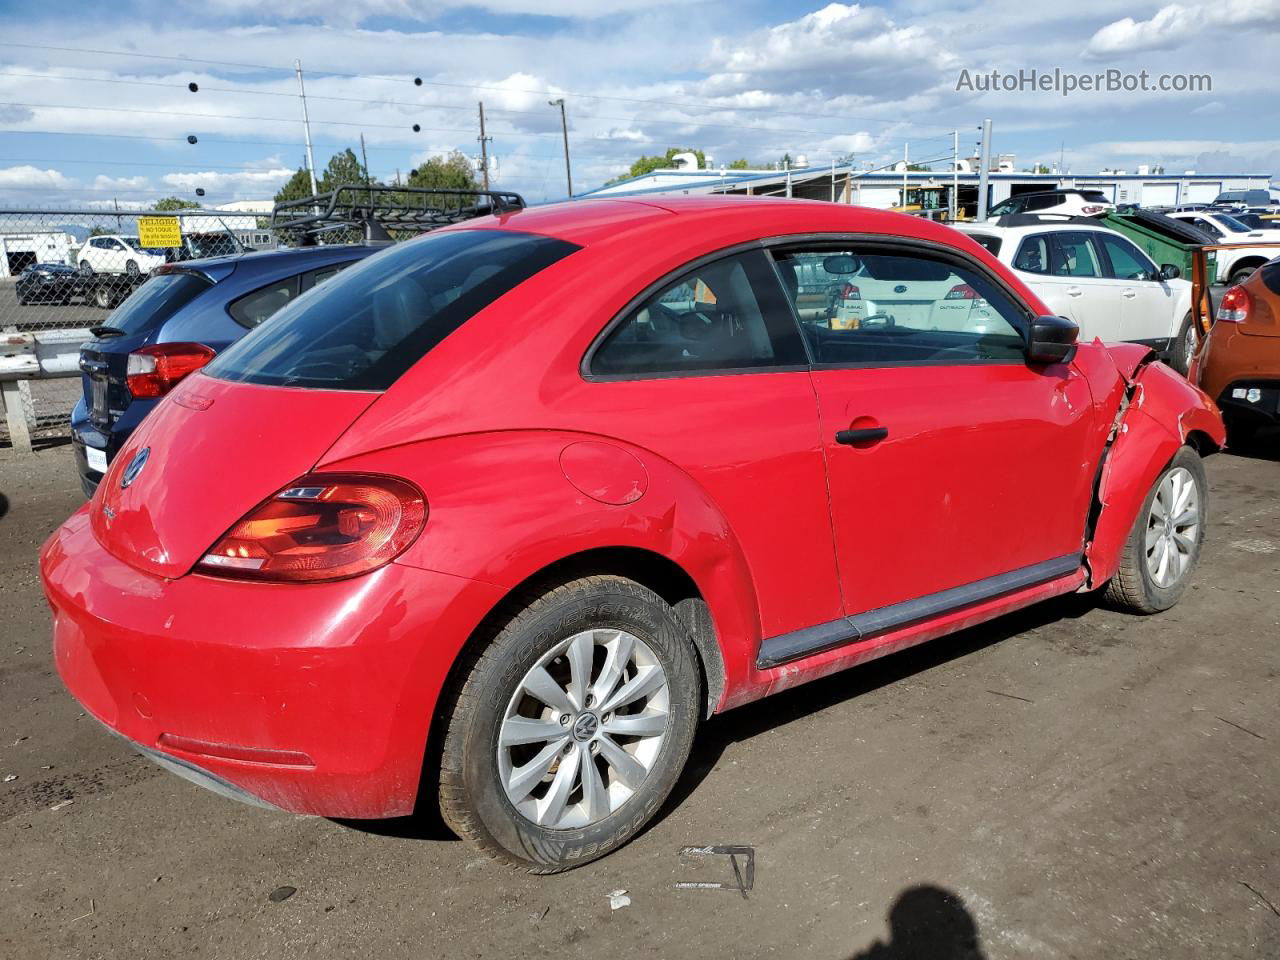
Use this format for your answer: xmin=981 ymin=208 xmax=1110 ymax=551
xmin=444 ymin=195 xmax=973 ymax=250
xmin=172 ymin=242 xmax=383 ymax=273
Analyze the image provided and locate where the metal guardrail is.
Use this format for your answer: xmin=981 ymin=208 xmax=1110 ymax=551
xmin=1 ymin=327 xmax=89 ymax=453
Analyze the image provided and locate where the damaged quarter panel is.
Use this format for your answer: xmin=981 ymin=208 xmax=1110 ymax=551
xmin=1084 ymin=352 xmax=1224 ymax=586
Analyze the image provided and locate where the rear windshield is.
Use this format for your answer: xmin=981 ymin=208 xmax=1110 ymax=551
xmin=102 ymin=272 xmax=213 ymax=336
xmin=967 ymin=234 xmax=1002 ymax=256
xmin=205 ymin=229 xmax=578 ymax=390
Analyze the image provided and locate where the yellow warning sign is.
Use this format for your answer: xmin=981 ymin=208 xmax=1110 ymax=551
xmin=137 ymin=216 xmax=182 ymax=249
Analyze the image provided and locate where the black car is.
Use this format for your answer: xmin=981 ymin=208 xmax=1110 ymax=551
xmin=15 ymin=263 xmax=88 ymax=304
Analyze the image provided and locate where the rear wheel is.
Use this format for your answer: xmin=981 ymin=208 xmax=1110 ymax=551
xmin=1104 ymin=447 xmax=1207 ymax=613
xmin=438 ymin=576 xmax=700 ymax=873
xmin=79 ymin=260 xmax=93 ymax=276
xmin=93 ymin=285 xmax=113 ymax=309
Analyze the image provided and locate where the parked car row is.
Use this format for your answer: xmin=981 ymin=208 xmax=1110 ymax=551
xmin=14 ymin=261 xmax=148 ymax=309
xmin=43 ymin=194 xmax=1229 ymax=875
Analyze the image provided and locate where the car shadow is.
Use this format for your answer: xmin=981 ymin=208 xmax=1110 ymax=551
xmin=338 ymin=590 xmax=1099 ymax=847
xmin=845 ymin=883 xmax=988 ymax=959
xmin=1224 ymin=423 xmax=1279 ymax=462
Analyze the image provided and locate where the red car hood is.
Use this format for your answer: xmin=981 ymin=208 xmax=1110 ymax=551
xmin=92 ymin=374 xmax=379 ymax=580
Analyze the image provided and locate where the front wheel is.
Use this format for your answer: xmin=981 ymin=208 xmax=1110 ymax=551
xmin=79 ymin=260 xmax=93 ymax=276
xmin=125 ymin=260 xmax=140 ymax=277
xmin=1229 ymin=265 xmax=1258 ymax=286
xmin=1168 ymin=312 xmax=1195 ymax=375
xmin=1104 ymin=447 xmax=1207 ymax=613
xmin=438 ymin=576 xmax=700 ymax=873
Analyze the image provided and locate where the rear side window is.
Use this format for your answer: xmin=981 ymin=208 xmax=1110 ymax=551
xmin=229 ymin=277 xmax=299 ymax=328
xmin=1096 ymin=234 xmax=1155 ymax=280
xmin=968 ymin=234 xmax=1002 ymax=256
xmin=207 ymin=230 xmax=578 ymax=390
xmin=1048 ymin=232 xmax=1101 ymax=277
xmin=588 ymin=249 xmax=807 ymax=378
xmin=1014 ymin=235 xmax=1049 ymax=274
xmin=102 ymin=272 xmax=212 ymax=336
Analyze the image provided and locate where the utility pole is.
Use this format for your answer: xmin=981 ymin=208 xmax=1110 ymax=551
xmin=295 ymin=59 xmax=318 ymax=196
xmin=950 ymin=130 xmax=959 ymax=221
xmin=902 ymin=143 xmax=909 ymax=210
xmin=830 ymin=159 xmax=836 ymax=203
xmin=548 ymin=98 xmax=572 ymax=199
xmin=359 ymin=132 xmax=371 ymax=204
xmin=977 ymin=118 xmax=992 ymax=221
xmin=477 ymin=101 xmax=492 ymax=191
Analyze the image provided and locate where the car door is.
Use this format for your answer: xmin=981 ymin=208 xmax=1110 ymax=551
xmin=1047 ymin=230 xmax=1123 ymax=341
xmin=1093 ymin=231 xmax=1177 ymax=346
xmin=770 ymin=241 xmax=1097 ymax=631
xmin=1007 ymin=232 xmax=1113 ymax=339
xmin=584 ymin=248 xmax=846 ymax=641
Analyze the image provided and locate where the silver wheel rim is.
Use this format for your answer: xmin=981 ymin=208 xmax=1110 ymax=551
xmin=1183 ymin=322 xmax=1196 ymax=362
xmin=1145 ymin=467 xmax=1200 ymax=588
xmin=498 ymin=629 xmax=670 ymax=830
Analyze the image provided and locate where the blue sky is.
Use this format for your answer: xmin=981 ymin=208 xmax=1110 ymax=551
xmin=0 ymin=0 xmax=1276 ymax=206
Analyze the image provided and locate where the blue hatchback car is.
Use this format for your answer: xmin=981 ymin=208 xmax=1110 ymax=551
xmin=72 ymin=243 xmax=382 ymax=496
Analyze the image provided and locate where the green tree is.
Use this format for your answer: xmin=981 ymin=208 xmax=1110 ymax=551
xmin=88 ymin=225 xmax=113 ymax=237
xmin=607 ymin=148 xmax=706 ymax=184
xmin=154 ymin=196 xmax=200 ymax=211
xmin=318 ymin=148 xmax=368 ymax=192
xmin=274 ymin=165 xmax=314 ymax=205
xmin=405 ymin=151 xmax=480 ymax=191
xmin=728 ymin=158 xmax=751 ymax=170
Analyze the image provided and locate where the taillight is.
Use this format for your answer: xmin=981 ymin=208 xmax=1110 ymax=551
xmin=945 ymin=283 xmax=979 ymax=300
xmin=1081 ymin=205 xmax=1104 ymax=215
xmin=1219 ymin=285 xmax=1251 ymax=322
xmin=196 ymin=474 xmax=426 ymax=582
xmin=126 ymin=343 xmax=215 ymax=397
xmin=840 ymin=283 xmax=861 ymax=301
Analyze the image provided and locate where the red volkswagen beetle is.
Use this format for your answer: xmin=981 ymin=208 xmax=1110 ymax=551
xmin=41 ymin=197 xmax=1224 ymax=872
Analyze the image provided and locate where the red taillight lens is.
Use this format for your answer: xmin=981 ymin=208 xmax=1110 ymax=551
xmin=196 ymin=474 xmax=426 ymax=582
xmin=945 ymin=283 xmax=978 ymax=300
xmin=840 ymin=283 xmax=861 ymax=301
xmin=1219 ymin=285 xmax=1251 ymax=322
xmin=126 ymin=343 xmax=215 ymax=398
xmin=1081 ymin=205 xmax=1104 ymax=215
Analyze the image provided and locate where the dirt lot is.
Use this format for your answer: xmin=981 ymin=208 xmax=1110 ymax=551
xmin=1 ymin=438 xmax=1277 ymax=960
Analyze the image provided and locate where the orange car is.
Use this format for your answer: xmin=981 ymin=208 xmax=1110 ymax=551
xmin=1192 ymin=259 xmax=1280 ymax=442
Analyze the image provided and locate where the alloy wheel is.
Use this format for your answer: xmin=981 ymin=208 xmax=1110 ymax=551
xmin=497 ymin=628 xmax=670 ymax=830
xmin=1145 ymin=466 xmax=1200 ymax=588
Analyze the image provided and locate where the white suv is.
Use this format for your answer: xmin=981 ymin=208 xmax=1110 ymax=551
xmin=986 ymin=190 xmax=1115 ymax=218
xmin=956 ymin=218 xmax=1195 ymax=371
xmin=1165 ymin=211 xmax=1280 ymax=285
xmin=76 ymin=235 xmax=168 ymax=277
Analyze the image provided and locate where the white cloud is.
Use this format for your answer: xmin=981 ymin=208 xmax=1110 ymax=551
xmin=0 ymin=165 xmax=76 ymax=189
xmin=160 ymin=167 xmax=296 ymax=193
xmin=1085 ymin=0 xmax=1280 ymax=58
xmin=93 ymin=175 xmax=151 ymax=191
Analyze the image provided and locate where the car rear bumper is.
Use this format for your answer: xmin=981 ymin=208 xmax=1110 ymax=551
xmin=1200 ymin=322 xmax=1280 ymax=421
xmin=40 ymin=507 xmax=504 ymax=819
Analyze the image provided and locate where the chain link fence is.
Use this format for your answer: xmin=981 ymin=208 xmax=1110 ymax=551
xmin=0 ymin=206 xmax=363 ymax=450
xmin=0 ymin=188 xmax=522 ymax=451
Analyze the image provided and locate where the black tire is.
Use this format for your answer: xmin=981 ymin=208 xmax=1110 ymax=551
xmin=438 ymin=575 xmax=700 ymax=873
xmin=1229 ymin=265 xmax=1258 ymax=286
xmin=1104 ymin=447 xmax=1207 ymax=614
xmin=94 ymin=286 xmax=113 ymax=310
xmin=1168 ymin=312 xmax=1195 ymax=375
xmin=79 ymin=261 xmax=93 ymax=276
xmin=125 ymin=260 xmax=140 ymax=277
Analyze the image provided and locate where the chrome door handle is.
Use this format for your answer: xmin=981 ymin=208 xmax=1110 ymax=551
xmin=1122 ymin=289 xmax=1137 ymax=299
xmin=1066 ymin=286 xmax=1083 ymax=297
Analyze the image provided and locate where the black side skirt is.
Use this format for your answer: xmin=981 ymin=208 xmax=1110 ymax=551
xmin=756 ymin=554 xmax=1082 ymax=669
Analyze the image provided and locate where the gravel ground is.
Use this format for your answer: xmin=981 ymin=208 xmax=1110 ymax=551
xmin=0 ymin=436 xmax=1277 ymax=960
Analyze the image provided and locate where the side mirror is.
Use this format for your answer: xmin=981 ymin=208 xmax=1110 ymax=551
xmin=1026 ymin=315 xmax=1079 ymax=365
xmin=1158 ymin=263 xmax=1181 ymax=281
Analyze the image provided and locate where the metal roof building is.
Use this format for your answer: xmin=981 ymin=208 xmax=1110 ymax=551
xmin=580 ymin=163 xmax=1276 ymax=215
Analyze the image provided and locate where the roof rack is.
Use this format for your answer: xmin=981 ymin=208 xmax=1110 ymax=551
xmin=270 ymin=184 xmax=526 ymax=244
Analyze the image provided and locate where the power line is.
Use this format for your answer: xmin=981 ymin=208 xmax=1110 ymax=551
xmin=0 ymin=41 xmax=961 ymax=135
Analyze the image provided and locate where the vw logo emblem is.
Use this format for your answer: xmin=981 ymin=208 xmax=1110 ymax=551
xmin=893 ymin=284 xmax=908 ymax=293
xmin=572 ymin=713 xmax=599 ymax=742
xmin=120 ymin=446 xmax=150 ymax=489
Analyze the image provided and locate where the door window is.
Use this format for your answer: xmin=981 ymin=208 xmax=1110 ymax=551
xmin=589 ymin=249 xmax=807 ymax=377
xmin=772 ymin=248 xmax=1027 ymax=367
xmin=1047 ymin=233 xmax=1101 ymax=277
xmin=1096 ymin=234 xmax=1156 ymax=280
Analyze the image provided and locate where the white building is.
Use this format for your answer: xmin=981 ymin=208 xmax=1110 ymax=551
xmin=581 ymin=163 xmax=1275 ymax=215
xmin=0 ymin=228 xmax=78 ymax=279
